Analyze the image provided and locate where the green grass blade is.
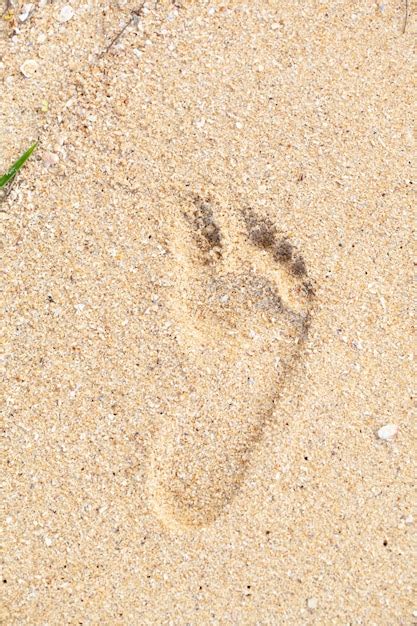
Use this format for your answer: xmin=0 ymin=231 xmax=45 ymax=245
xmin=0 ymin=142 xmax=38 ymax=189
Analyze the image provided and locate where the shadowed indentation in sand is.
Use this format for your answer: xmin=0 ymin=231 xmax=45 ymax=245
xmin=148 ymin=195 xmax=314 ymax=530
xmin=186 ymin=194 xmax=222 ymax=262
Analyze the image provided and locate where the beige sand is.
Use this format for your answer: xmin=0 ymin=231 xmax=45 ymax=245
xmin=1 ymin=1 xmax=416 ymax=624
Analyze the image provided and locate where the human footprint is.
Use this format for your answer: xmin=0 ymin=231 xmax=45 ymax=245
xmin=148 ymin=193 xmax=314 ymax=529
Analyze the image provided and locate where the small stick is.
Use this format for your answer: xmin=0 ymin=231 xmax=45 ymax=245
xmin=402 ymin=0 xmax=408 ymax=34
xmin=99 ymin=2 xmax=145 ymax=58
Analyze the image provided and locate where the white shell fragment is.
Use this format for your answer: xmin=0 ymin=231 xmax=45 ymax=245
xmin=57 ymin=5 xmax=74 ymax=23
xmin=307 ymin=597 xmax=318 ymax=610
xmin=19 ymin=3 xmax=34 ymax=22
xmin=42 ymin=151 xmax=59 ymax=167
xmin=377 ymin=423 xmax=398 ymax=441
xmin=20 ymin=59 xmax=38 ymax=78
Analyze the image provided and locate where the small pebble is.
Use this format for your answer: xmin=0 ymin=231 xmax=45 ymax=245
xmin=20 ymin=59 xmax=38 ymax=78
xmin=57 ymin=5 xmax=74 ymax=23
xmin=405 ymin=514 xmax=413 ymax=525
xmin=377 ymin=423 xmax=398 ymax=441
xmin=19 ymin=3 xmax=34 ymax=22
xmin=42 ymin=151 xmax=59 ymax=167
xmin=307 ymin=597 xmax=318 ymax=610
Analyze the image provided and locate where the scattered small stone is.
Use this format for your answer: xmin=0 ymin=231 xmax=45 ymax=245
xmin=57 ymin=5 xmax=74 ymax=23
xmin=377 ymin=423 xmax=398 ymax=441
xmin=133 ymin=48 xmax=142 ymax=59
xmin=19 ymin=3 xmax=34 ymax=22
xmin=42 ymin=151 xmax=59 ymax=167
xmin=307 ymin=597 xmax=318 ymax=610
xmin=20 ymin=59 xmax=38 ymax=78
xmin=405 ymin=514 xmax=414 ymax=525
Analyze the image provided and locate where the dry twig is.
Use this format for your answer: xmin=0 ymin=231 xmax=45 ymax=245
xmin=99 ymin=2 xmax=145 ymax=58
xmin=402 ymin=0 xmax=408 ymax=34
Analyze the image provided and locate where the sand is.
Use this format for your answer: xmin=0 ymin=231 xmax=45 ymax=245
xmin=1 ymin=1 xmax=416 ymax=624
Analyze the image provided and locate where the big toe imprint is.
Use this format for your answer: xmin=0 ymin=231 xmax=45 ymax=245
xmin=148 ymin=193 xmax=314 ymax=529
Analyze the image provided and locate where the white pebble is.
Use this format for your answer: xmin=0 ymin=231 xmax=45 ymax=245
xmin=19 ymin=3 xmax=34 ymax=22
xmin=405 ymin=514 xmax=414 ymax=525
xmin=57 ymin=5 xmax=74 ymax=23
xmin=307 ymin=597 xmax=318 ymax=609
xmin=377 ymin=423 xmax=398 ymax=441
xmin=42 ymin=151 xmax=59 ymax=167
xmin=20 ymin=59 xmax=38 ymax=78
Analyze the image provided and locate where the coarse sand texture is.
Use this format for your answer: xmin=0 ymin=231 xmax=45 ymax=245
xmin=1 ymin=0 xmax=416 ymax=624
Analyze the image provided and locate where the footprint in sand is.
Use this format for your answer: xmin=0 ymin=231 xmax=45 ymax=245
xmin=148 ymin=193 xmax=314 ymax=529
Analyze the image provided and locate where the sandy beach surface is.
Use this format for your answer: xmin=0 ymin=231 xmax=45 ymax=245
xmin=1 ymin=1 xmax=416 ymax=624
